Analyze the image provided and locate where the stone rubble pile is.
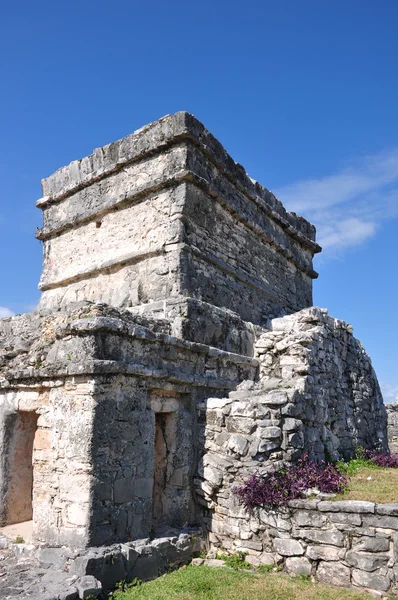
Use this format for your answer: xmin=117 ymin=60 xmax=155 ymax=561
xmin=0 ymin=529 xmax=201 ymax=599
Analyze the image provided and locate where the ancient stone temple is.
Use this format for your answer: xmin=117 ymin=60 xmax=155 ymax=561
xmin=0 ymin=112 xmax=387 ymax=557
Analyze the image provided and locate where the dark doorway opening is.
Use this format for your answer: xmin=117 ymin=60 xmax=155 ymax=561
xmin=5 ymin=411 xmax=38 ymax=525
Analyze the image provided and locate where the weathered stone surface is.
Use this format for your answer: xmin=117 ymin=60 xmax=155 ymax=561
xmin=75 ymin=575 xmax=102 ymax=599
xmin=326 ymin=511 xmax=362 ymax=526
xmin=316 ymin=561 xmax=351 ymax=587
xmin=273 ymin=539 xmax=304 ymax=556
xmin=0 ymin=112 xmax=391 ymax=599
xmin=293 ymin=510 xmax=327 ymax=528
xmin=345 ymin=550 xmax=389 ymax=572
xmin=363 ymin=514 xmax=398 ymax=530
xmin=295 ymin=529 xmax=344 ymax=547
xmin=318 ymin=501 xmax=375 ymax=514
xmin=306 ymin=545 xmax=344 ymax=561
xmin=376 ymin=504 xmax=398 ymax=516
xmin=285 ymin=556 xmax=312 ymax=576
xmin=204 ymin=558 xmax=227 ymax=567
xmin=352 ymin=536 xmax=390 ymax=553
xmin=351 ymin=568 xmax=390 ymax=592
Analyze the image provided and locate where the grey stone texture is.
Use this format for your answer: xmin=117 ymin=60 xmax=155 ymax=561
xmin=386 ymin=400 xmax=398 ymax=453
xmin=0 ymin=529 xmax=201 ymax=598
xmin=201 ymin=499 xmax=398 ymax=595
xmin=36 ymin=112 xmax=319 ymax=333
xmin=0 ymin=112 xmax=391 ymax=597
xmin=0 ymin=302 xmax=257 ymax=547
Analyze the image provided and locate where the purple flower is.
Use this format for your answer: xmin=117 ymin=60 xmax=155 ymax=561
xmin=234 ymin=456 xmax=348 ymax=509
xmin=366 ymin=450 xmax=398 ymax=468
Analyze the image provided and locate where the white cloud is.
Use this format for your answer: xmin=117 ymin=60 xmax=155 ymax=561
xmin=274 ymin=149 xmax=398 ymax=254
xmin=0 ymin=306 xmax=14 ymax=318
xmin=380 ymin=381 xmax=398 ymax=404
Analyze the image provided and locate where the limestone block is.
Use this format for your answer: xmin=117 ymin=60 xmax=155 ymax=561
xmin=306 ymin=545 xmax=344 ymax=561
xmin=316 ymin=561 xmax=351 ymax=587
xmin=258 ymin=510 xmax=292 ymax=532
xmin=376 ymin=504 xmax=398 ymax=516
xmin=326 ymin=512 xmax=362 ymax=526
xmin=75 ymin=575 xmax=102 ymax=599
xmin=273 ymin=539 xmax=304 ymax=556
xmin=293 ymin=511 xmax=327 ymax=528
xmin=318 ymin=501 xmax=375 ymax=514
xmin=285 ymin=556 xmax=312 ymax=576
xmin=363 ymin=514 xmax=398 ymax=530
xmin=295 ymin=529 xmax=344 ymax=546
xmin=345 ymin=550 xmax=389 ymax=572
xmin=227 ymin=434 xmax=249 ymax=456
xmin=351 ymin=569 xmax=390 ymax=592
xmin=257 ymin=426 xmax=281 ymax=439
xmin=353 ymin=537 xmax=390 ymax=553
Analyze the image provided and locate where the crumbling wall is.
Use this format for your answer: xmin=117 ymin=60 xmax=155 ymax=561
xmin=196 ymin=307 xmax=387 ymax=563
xmin=256 ymin=307 xmax=387 ymax=459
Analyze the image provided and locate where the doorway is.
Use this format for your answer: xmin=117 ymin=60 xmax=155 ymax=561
xmin=4 ymin=411 xmax=38 ymax=525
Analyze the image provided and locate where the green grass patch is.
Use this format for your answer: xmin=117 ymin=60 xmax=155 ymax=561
xmin=215 ymin=551 xmax=252 ymax=570
xmin=111 ymin=565 xmax=385 ymax=600
xmin=334 ymin=465 xmax=398 ymax=503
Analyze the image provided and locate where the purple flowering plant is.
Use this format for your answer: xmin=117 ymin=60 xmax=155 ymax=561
xmin=366 ymin=450 xmax=398 ymax=468
xmin=234 ymin=456 xmax=348 ymax=509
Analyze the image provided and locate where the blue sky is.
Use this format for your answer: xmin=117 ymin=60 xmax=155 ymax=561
xmin=0 ymin=1 xmax=397 ymax=401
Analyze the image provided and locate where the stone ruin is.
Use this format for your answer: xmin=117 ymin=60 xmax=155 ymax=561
xmin=0 ymin=112 xmax=388 ymax=595
xmin=386 ymin=399 xmax=398 ymax=454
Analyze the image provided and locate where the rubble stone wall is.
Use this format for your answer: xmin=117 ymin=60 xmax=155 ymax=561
xmin=195 ymin=309 xmax=387 ymax=512
xmin=194 ymin=306 xmax=389 ymax=595
xmin=0 ymin=529 xmax=202 ymax=598
xmin=255 ymin=307 xmax=387 ymax=460
xmin=386 ymin=402 xmax=398 ymax=453
xmin=207 ymin=498 xmax=398 ymax=596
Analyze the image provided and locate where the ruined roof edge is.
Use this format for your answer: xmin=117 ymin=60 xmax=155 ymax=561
xmin=38 ymin=111 xmax=320 ymax=250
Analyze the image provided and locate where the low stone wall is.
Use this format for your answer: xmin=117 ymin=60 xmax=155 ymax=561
xmin=205 ymin=499 xmax=398 ymax=596
xmin=1 ymin=528 xmax=202 ymax=599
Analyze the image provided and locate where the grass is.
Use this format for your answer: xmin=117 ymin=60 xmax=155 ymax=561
xmin=215 ymin=551 xmax=252 ymax=570
xmin=111 ymin=565 xmax=384 ymax=600
xmin=13 ymin=535 xmax=25 ymax=544
xmin=334 ymin=451 xmax=398 ymax=503
xmin=335 ymin=465 xmax=398 ymax=503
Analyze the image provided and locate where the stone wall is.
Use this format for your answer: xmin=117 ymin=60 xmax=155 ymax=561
xmin=205 ymin=498 xmax=398 ymax=596
xmin=255 ymin=307 xmax=387 ymax=460
xmin=36 ymin=112 xmax=320 ymax=342
xmin=386 ymin=401 xmax=398 ymax=453
xmin=193 ymin=306 xmax=389 ymax=595
xmin=1 ymin=528 xmax=202 ymax=598
xmin=195 ymin=308 xmax=387 ymax=512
